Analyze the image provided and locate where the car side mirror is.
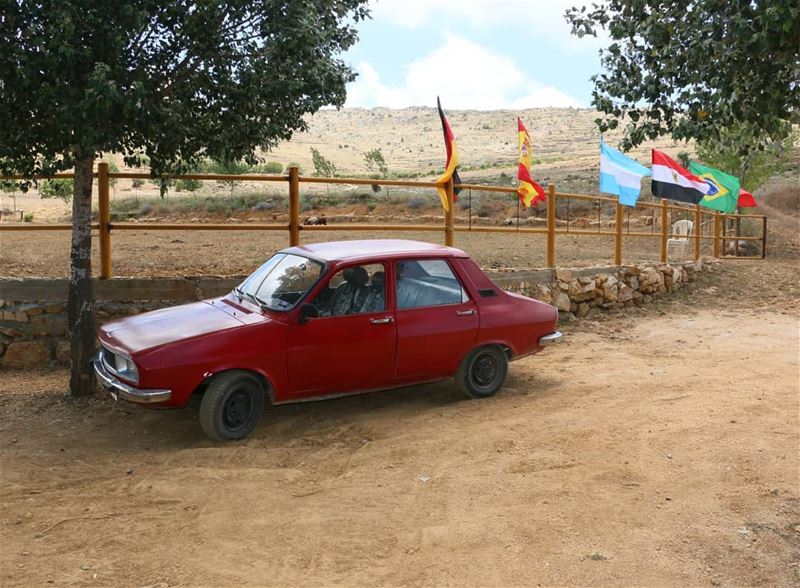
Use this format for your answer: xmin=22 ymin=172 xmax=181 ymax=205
xmin=298 ymin=303 xmax=319 ymax=324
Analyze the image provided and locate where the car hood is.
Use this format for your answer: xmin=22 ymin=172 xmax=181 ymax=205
xmin=100 ymin=298 xmax=254 ymax=355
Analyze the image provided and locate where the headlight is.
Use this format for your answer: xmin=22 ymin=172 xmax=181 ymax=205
xmin=103 ymin=346 xmax=139 ymax=384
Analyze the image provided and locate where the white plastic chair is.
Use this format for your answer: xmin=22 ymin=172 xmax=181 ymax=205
xmin=667 ymin=219 xmax=693 ymax=260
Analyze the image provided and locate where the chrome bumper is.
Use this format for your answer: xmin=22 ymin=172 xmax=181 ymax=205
xmin=93 ymin=354 xmax=172 ymax=404
xmin=539 ymin=331 xmax=563 ymax=346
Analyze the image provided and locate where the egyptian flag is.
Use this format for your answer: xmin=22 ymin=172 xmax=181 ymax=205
xmin=738 ymin=188 xmax=757 ymax=208
xmin=517 ymin=118 xmax=546 ymax=207
xmin=435 ymin=97 xmax=462 ymax=211
xmin=651 ymin=149 xmax=710 ymax=204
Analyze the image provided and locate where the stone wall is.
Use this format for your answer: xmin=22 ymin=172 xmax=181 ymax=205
xmin=0 ymin=260 xmax=715 ymax=368
xmin=494 ymin=259 xmax=714 ymax=320
xmin=0 ymin=276 xmax=241 ymax=369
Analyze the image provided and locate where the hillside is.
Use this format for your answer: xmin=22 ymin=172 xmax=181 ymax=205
xmin=260 ymin=106 xmax=692 ymax=192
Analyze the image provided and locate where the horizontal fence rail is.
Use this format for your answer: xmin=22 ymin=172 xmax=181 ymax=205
xmin=0 ymin=164 xmax=767 ymax=278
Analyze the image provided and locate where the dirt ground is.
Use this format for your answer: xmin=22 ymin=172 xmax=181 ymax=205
xmin=2 ymin=178 xmax=799 ymax=586
xmin=1 ymin=255 xmax=799 ymax=586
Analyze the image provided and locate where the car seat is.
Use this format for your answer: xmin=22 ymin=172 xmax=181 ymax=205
xmin=329 ymin=266 xmax=370 ymax=315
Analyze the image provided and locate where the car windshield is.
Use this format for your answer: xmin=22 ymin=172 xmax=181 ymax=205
xmin=236 ymin=253 xmax=325 ymax=312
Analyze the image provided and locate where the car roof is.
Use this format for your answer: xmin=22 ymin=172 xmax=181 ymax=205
xmin=282 ymin=239 xmax=469 ymax=263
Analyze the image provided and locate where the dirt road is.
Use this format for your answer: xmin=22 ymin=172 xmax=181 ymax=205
xmin=1 ymin=302 xmax=797 ymax=587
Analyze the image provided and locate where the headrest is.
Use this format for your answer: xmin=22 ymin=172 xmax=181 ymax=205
xmin=371 ymin=271 xmax=385 ymax=290
xmin=343 ymin=266 xmax=369 ymax=286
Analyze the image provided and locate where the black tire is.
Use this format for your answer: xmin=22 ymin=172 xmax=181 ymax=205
xmin=455 ymin=346 xmax=508 ymax=399
xmin=199 ymin=371 xmax=266 ymax=441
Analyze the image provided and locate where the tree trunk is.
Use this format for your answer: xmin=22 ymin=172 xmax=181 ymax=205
xmin=68 ymin=156 xmax=97 ymax=396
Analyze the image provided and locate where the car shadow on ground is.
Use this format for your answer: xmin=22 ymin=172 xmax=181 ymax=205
xmin=0 ymin=365 xmax=561 ymax=452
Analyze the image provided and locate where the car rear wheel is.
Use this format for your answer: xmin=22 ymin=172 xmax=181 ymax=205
xmin=199 ymin=371 xmax=265 ymax=441
xmin=455 ymin=346 xmax=508 ymax=399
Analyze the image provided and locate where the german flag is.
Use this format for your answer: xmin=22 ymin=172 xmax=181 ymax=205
xmin=517 ymin=117 xmax=546 ymax=207
xmin=435 ymin=97 xmax=462 ymax=211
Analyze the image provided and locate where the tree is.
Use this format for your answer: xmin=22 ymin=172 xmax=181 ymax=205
xmin=40 ymin=179 xmax=74 ymax=203
xmin=106 ymin=160 xmax=120 ymax=199
xmin=566 ymin=1 xmax=800 ymax=152
xmin=0 ymin=180 xmax=17 ymax=212
xmin=695 ymin=123 xmax=796 ymax=192
xmin=175 ymin=178 xmax=203 ymax=194
xmin=0 ymin=1 xmax=369 ymax=396
xmin=363 ymin=147 xmax=388 ymax=193
xmin=311 ymin=148 xmax=337 ymax=177
xmin=210 ymin=159 xmax=250 ymax=200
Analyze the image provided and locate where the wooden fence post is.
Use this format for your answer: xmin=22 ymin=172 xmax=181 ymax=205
xmin=734 ymin=213 xmax=740 ymax=257
xmin=288 ymin=166 xmax=300 ymax=247
xmin=444 ymin=178 xmax=455 ymax=247
xmin=761 ymin=216 xmax=767 ymax=259
xmin=660 ymin=199 xmax=668 ymax=263
xmin=546 ymin=184 xmax=556 ymax=268
xmin=712 ymin=212 xmax=720 ymax=257
xmin=614 ymin=201 xmax=623 ymax=266
xmin=98 ymin=162 xmax=111 ymax=279
xmin=694 ymin=204 xmax=701 ymax=261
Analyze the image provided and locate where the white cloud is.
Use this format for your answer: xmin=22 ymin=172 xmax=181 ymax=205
xmin=345 ymin=33 xmax=583 ymax=109
xmin=370 ymin=0 xmax=607 ymax=53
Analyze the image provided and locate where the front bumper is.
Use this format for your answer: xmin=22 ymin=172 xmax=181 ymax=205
xmin=538 ymin=331 xmax=563 ymax=346
xmin=93 ymin=354 xmax=172 ymax=404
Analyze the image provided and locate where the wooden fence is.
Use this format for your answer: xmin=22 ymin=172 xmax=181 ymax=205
xmin=0 ymin=163 xmax=767 ymax=278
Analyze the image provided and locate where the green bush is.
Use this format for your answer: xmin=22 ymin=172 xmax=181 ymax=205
xmin=255 ymin=161 xmax=283 ymax=174
xmin=23 ymin=212 xmax=33 ymax=222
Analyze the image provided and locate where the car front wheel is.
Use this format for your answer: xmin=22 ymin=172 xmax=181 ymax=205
xmin=455 ymin=346 xmax=508 ymax=399
xmin=199 ymin=371 xmax=266 ymax=441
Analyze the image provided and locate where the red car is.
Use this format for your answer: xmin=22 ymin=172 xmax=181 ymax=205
xmin=94 ymin=240 xmax=561 ymax=441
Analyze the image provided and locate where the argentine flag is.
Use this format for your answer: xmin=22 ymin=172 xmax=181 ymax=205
xmin=600 ymin=138 xmax=651 ymax=206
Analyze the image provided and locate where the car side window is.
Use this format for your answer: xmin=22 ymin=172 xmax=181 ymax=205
xmin=395 ymin=259 xmax=469 ymax=309
xmin=311 ymin=263 xmax=386 ymax=317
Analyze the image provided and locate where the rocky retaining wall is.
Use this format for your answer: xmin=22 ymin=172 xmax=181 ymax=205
xmin=0 ymin=259 xmax=715 ymax=369
xmin=495 ymin=259 xmax=714 ymax=320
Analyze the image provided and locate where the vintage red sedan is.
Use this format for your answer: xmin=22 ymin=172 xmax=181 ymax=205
xmin=94 ymin=240 xmax=561 ymax=441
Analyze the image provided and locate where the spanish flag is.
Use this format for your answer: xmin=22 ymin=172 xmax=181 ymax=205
xmin=435 ymin=97 xmax=462 ymax=211
xmin=517 ymin=117 xmax=546 ymax=207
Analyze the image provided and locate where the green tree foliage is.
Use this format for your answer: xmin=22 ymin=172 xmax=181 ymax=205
xmin=695 ymin=123 xmax=797 ymax=191
xmin=363 ymin=148 xmax=388 ymax=193
xmin=39 ymin=179 xmax=73 ymax=203
xmin=364 ymin=148 xmax=388 ymax=177
xmin=0 ymin=0 xmax=369 ymax=396
xmin=209 ymin=159 xmax=250 ymax=199
xmin=176 ymin=178 xmax=203 ymax=194
xmin=566 ymin=1 xmax=800 ymax=152
xmin=0 ymin=180 xmax=18 ymax=211
xmin=311 ymin=148 xmax=337 ymax=177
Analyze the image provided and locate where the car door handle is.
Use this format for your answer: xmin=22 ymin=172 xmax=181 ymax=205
xmin=456 ymin=309 xmax=476 ymax=316
xmin=370 ymin=316 xmax=394 ymax=324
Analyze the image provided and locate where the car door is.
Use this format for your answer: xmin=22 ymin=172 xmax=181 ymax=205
xmin=286 ymin=263 xmax=396 ymax=397
xmin=393 ymin=258 xmax=479 ymax=381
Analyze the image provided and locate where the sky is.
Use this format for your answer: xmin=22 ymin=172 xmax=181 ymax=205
xmin=343 ymin=0 xmax=608 ymax=110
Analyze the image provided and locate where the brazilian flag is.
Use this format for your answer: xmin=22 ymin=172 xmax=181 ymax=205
xmin=688 ymin=161 xmax=740 ymax=213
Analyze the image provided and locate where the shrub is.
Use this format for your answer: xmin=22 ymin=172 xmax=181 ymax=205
xmin=254 ymin=161 xmax=283 ymax=174
xmin=252 ymin=201 xmax=275 ymax=211
xmin=407 ymin=197 xmax=425 ymax=210
xmin=458 ymin=196 xmax=476 ymax=211
xmin=23 ymin=212 xmax=33 ymax=222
